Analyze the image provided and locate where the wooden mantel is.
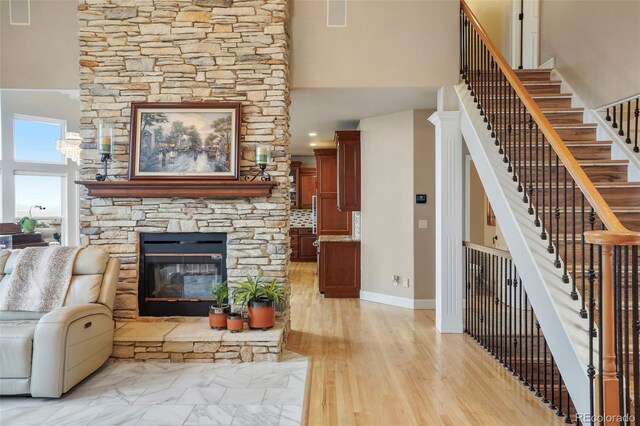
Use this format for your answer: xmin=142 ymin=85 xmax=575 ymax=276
xmin=75 ymin=179 xmax=278 ymax=198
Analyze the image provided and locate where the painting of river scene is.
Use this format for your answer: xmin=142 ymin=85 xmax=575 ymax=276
xmin=129 ymin=102 xmax=240 ymax=180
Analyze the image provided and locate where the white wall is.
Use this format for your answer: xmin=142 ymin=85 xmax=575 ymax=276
xmin=360 ymin=109 xmax=436 ymax=304
xmin=540 ymin=0 xmax=640 ymax=107
xmin=291 ymin=0 xmax=459 ymax=89
xmin=0 ymin=0 xmax=79 ymax=89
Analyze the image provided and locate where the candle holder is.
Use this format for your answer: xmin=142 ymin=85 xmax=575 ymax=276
xmin=95 ymin=121 xmax=114 ymax=181
xmin=247 ymin=144 xmax=272 ymax=181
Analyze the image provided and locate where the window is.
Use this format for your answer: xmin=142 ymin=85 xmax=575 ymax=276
xmin=14 ymin=175 xmax=64 ymax=244
xmin=0 ymin=109 xmax=79 ymax=246
xmin=13 ymin=117 xmax=65 ymax=163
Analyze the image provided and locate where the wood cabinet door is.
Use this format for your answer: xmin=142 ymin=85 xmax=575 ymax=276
xmin=335 ymin=131 xmax=360 ymax=212
xmin=319 ymin=242 xmax=360 ymax=298
xmin=299 ymin=169 xmax=316 ymax=209
xmin=314 ymin=149 xmax=351 ymax=235
xmin=299 ymin=234 xmax=317 ymax=261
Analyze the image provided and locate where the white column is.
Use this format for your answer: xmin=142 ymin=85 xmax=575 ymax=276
xmin=428 ymin=106 xmax=463 ymax=334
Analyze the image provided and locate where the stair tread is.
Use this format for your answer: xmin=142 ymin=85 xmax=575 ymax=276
xmin=494 ymin=107 xmax=584 ymax=114
xmin=523 ymin=80 xmax=562 ymax=86
xmin=551 ymin=123 xmax=597 ymax=128
xmin=532 ymin=93 xmax=573 ymax=99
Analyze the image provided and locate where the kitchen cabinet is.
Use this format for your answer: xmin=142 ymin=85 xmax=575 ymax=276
xmin=299 ymin=168 xmax=316 ymax=209
xmin=314 ymin=149 xmax=351 ymax=235
xmin=290 ymin=227 xmax=316 ymax=262
xmin=289 ymin=161 xmax=301 ymax=209
xmin=335 ymin=130 xmax=361 ymax=212
xmin=318 ymin=239 xmax=360 ymax=297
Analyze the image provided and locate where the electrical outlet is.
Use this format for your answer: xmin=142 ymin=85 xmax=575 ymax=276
xmin=402 ymin=278 xmax=410 ymax=288
xmin=392 ymin=275 xmax=400 ymax=286
xmin=418 ymin=220 xmax=428 ymax=229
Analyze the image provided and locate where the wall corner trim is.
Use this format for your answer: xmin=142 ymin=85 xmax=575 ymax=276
xmin=359 ymin=290 xmax=435 ymax=310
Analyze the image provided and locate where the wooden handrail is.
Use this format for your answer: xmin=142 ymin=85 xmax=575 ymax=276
xmin=461 ymin=0 xmax=637 ymax=243
xmin=462 ymin=241 xmax=512 ymax=259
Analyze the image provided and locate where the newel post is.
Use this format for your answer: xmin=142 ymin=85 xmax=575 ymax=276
xmin=584 ymin=230 xmax=640 ymax=425
xmin=598 ymin=242 xmax=619 ymax=425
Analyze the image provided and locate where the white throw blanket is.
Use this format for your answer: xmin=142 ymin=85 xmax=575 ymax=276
xmin=0 ymin=246 xmax=81 ymax=312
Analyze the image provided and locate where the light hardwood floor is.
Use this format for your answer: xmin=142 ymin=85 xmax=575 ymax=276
xmin=287 ymin=262 xmax=566 ymax=426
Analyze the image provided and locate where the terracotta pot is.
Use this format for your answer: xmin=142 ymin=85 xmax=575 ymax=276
xmin=247 ymin=298 xmax=275 ymax=330
xmin=227 ymin=312 xmax=243 ymax=333
xmin=209 ymin=304 xmax=230 ymax=329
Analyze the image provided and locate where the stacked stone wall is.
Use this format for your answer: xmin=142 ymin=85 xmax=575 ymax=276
xmin=77 ymin=0 xmax=291 ymax=324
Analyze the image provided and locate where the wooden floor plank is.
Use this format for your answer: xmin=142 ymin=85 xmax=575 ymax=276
xmin=287 ymin=262 xmax=566 ymax=425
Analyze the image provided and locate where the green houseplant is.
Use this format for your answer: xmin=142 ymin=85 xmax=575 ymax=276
xmin=208 ymin=280 xmax=229 ymax=330
xmin=233 ymin=273 xmax=286 ymax=330
xmin=18 ymin=205 xmax=46 ymax=233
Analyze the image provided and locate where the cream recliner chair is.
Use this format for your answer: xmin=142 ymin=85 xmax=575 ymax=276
xmin=0 ymin=247 xmax=120 ymax=397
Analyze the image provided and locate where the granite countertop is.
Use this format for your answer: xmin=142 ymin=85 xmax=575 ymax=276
xmin=318 ymin=235 xmax=358 ymax=243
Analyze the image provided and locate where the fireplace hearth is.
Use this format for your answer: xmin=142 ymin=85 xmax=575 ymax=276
xmin=139 ymin=233 xmax=227 ymax=316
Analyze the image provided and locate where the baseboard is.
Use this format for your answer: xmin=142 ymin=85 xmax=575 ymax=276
xmin=359 ymin=290 xmax=435 ymax=310
xmin=538 ymin=57 xmax=555 ymax=69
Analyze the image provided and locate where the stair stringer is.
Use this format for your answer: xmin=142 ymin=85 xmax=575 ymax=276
xmin=456 ymin=83 xmax=592 ymax=418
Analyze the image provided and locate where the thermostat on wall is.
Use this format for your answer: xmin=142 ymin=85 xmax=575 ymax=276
xmin=416 ymin=194 xmax=427 ymax=204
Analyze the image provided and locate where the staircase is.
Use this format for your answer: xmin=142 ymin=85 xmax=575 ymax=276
xmin=458 ymin=1 xmax=640 ymax=424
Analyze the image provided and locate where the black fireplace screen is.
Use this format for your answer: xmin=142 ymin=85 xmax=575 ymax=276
xmin=146 ymin=254 xmax=223 ymax=300
xmin=139 ymin=233 xmax=227 ymax=316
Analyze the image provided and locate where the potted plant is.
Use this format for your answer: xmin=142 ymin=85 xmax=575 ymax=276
xmin=18 ymin=205 xmax=46 ymax=233
xmin=233 ymin=273 xmax=286 ymax=330
xmin=227 ymin=312 xmax=243 ymax=333
xmin=208 ymin=280 xmax=229 ymax=330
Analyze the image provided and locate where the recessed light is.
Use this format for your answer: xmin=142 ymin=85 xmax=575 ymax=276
xmin=308 ymin=132 xmax=318 ymax=137
xmin=310 ymin=143 xmax=317 ymax=146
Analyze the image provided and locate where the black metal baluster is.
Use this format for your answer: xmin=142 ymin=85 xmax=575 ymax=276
xmin=570 ymin=180 xmax=577 ymax=299
xmin=554 ymin=153 xmax=561 ymax=268
xmin=615 ymin=247 xmax=624 ymax=419
xmin=613 ymin=105 xmax=618 ymax=128
xmin=524 ymin=291 xmax=529 ymax=387
xmin=549 ymin=354 xmax=556 ymax=410
xmin=527 ymin=115 xmax=534 ymax=214
xmin=518 ymin=273 xmax=523 ymax=380
xmin=498 ymin=257 xmax=503 ymax=363
xmin=632 ymin=245 xmax=639 ymax=423
xmin=536 ymin=319 xmax=542 ymax=398
xmin=508 ymin=260 xmax=513 ymax=370
xmin=542 ymin=338 xmax=549 ymax=403
xmin=512 ymin=265 xmax=518 ymax=376
xmin=580 ymin=194 xmax=587 ymax=318
xmin=490 ymin=256 xmax=498 ymax=356
xmin=623 ymin=246 xmax=630 ymax=421
xmin=598 ymin=242 xmax=604 ymax=420
xmin=625 ymin=101 xmax=632 ymax=144
xmin=541 ymin=135 xmax=547 ymax=240
xmin=557 ymin=372 xmax=564 ymax=417
xmin=534 ymin=124 xmax=541 ymax=227
xmin=530 ymin=300 xmax=535 ymax=392
xmin=562 ymin=168 xmax=569 ymax=282
xmin=618 ymin=102 xmax=625 ymax=136
xmin=634 ymin=98 xmax=639 ymax=153
xmin=548 ymin=144 xmax=554 ymax=253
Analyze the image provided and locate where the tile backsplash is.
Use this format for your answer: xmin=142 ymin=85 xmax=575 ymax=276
xmin=291 ymin=209 xmax=313 ymax=228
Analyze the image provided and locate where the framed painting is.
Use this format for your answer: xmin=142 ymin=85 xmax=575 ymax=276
xmin=128 ymin=102 xmax=241 ymax=180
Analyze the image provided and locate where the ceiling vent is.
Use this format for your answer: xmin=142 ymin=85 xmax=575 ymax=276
xmin=327 ymin=0 xmax=347 ymax=27
xmin=10 ymin=0 xmax=30 ymax=25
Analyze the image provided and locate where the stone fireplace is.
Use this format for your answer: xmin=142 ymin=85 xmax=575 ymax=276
xmin=76 ymin=0 xmax=291 ymax=345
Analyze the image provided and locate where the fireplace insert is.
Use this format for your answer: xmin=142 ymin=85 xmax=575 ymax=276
xmin=139 ymin=232 xmax=227 ymax=316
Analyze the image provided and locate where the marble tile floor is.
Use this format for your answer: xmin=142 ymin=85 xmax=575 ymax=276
xmin=0 ymin=352 xmax=309 ymax=426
